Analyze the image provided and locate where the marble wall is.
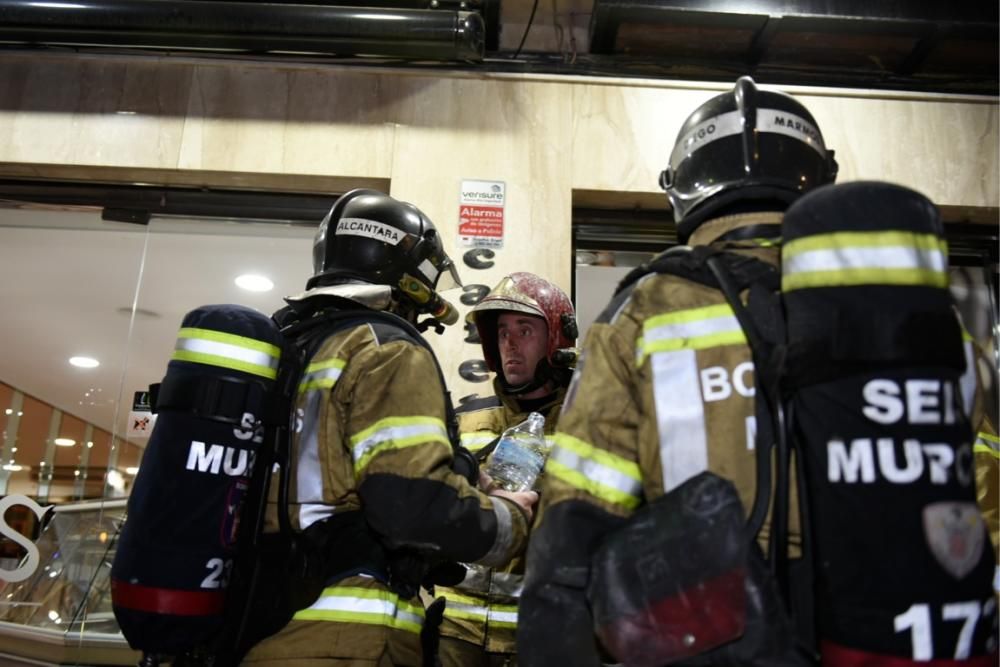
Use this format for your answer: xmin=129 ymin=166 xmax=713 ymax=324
xmin=0 ymin=52 xmax=996 ymax=400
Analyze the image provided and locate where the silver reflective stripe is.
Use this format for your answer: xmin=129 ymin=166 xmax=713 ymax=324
xmin=175 ymin=332 xmax=280 ymax=375
xmin=295 ymin=588 xmax=423 ymax=632
xmin=297 ymin=390 xmax=333 ymax=530
xmin=443 ymin=599 xmax=489 ymax=619
xmin=781 ymin=231 xmax=949 ymax=291
xmin=548 ymin=442 xmax=643 ymax=502
xmin=784 ymin=245 xmax=946 ymax=275
xmin=757 ymin=108 xmax=827 ymax=156
xmin=479 ymin=497 xmax=514 ymax=567
xmin=488 ymin=608 xmax=518 ymax=625
xmin=669 ymin=109 xmax=743 ymax=171
xmin=960 ymin=340 xmax=976 ymax=419
xmin=653 ymin=349 xmax=708 ymax=491
xmin=669 ymin=108 xmax=825 ymax=171
xmin=308 ymin=596 xmax=397 ymax=615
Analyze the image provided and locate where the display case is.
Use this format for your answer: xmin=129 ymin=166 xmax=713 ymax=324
xmin=0 ymin=499 xmax=140 ymax=666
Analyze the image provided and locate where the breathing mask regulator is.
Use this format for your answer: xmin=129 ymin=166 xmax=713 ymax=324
xmin=397 ymin=273 xmax=461 ymax=335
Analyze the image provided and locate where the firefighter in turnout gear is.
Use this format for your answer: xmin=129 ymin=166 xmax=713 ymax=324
xmin=517 ymin=77 xmax=830 ymax=667
xmin=242 ymin=190 xmax=537 ymax=666
xmin=435 ymin=273 xmax=577 ymax=667
xmin=519 ymin=77 xmax=998 ymax=666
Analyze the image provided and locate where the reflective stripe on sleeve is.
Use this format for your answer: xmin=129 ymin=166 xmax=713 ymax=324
xmin=546 ymin=433 xmax=642 ymax=511
xmin=350 ymin=416 xmax=450 ymax=475
xmin=172 ymin=327 xmax=281 ymax=379
xmin=293 ymin=586 xmax=424 ymax=633
xmin=439 ymin=590 xmax=518 ymax=628
xmin=653 ymin=349 xmax=709 ymax=491
xmin=299 ymin=358 xmax=346 ymax=394
xmin=782 ymin=231 xmax=949 ymax=291
xmin=460 ymin=431 xmax=497 ymax=453
xmin=478 ymin=497 xmax=514 ymax=568
xmin=636 ymin=304 xmax=746 ymax=367
xmin=975 ymin=432 xmax=1000 ymax=460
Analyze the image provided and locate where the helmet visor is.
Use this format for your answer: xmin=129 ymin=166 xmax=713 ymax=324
xmin=428 ymin=254 xmax=463 ymax=291
xmin=439 ymin=258 xmax=463 ymax=291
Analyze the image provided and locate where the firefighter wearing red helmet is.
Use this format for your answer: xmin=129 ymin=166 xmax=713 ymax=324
xmin=435 ymin=272 xmax=577 ymax=667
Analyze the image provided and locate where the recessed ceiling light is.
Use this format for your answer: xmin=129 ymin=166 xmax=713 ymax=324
xmin=235 ymin=274 xmax=274 ymax=292
xmin=54 ymin=438 xmax=75 ymax=447
xmin=69 ymin=356 xmax=99 ymax=368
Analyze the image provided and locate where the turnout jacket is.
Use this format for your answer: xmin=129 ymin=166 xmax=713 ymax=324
xmin=968 ymin=337 xmax=999 ymax=572
xmin=244 ymin=308 xmax=529 ymax=664
xmin=516 ymin=212 xmax=794 ymax=666
xmin=437 ymin=379 xmax=566 ymax=655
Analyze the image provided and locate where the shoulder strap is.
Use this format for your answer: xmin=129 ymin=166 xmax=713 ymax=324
xmin=703 ymin=251 xmax=816 ymax=651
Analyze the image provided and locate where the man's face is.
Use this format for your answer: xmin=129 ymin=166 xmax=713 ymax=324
xmin=497 ymin=312 xmax=549 ymax=386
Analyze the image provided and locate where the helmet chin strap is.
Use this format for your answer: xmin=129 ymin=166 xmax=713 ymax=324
xmin=500 ymin=360 xmax=571 ymax=396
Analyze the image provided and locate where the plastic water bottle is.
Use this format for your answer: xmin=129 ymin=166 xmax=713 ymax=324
xmin=486 ymin=412 xmax=548 ymax=492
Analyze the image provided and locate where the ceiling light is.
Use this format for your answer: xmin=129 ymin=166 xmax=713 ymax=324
xmin=69 ymin=356 xmax=99 ymax=368
xmin=107 ymin=469 xmax=125 ymax=491
xmin=235 ymin=274 xmax=274 ymax=292
xmin=86 ymin=441 xmax=94 ymax=448
xmin=54 ymin=438 xmax=75 ymax=447
xmin=125 ymin=466 xmax=139 ymax=475
xmin=2 ymin=464 xmax=22 ymax=472
xmin=4 ymin=409 xmax=10 ymax=415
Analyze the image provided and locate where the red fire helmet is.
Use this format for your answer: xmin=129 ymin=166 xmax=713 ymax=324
xmin=468 ymin=272 xmax=577 ymax=374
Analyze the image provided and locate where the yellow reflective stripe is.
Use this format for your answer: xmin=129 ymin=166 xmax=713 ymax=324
xmin=782 ymin=231 xmax=949 ymax=291
xmin=636 ymin=304 xmax=745 ymax=366
xmin=546 ymin=433 xmax=642 ymax=511
xmin=975 ymin=433 xmax=1000 ymax=459
xmin=439 ymin=591 xmax=517 ymax=627
xmin=350 ymin=416 xmax=449 ymax=475
xmin=293 ymin=586 xmax=424 ymax=633
xmin=173 ymin=327 xmax=280 ymax=379
xmin=298 ymin=358 xmax=346 ymax=393
xmin=460 ymin=431 xmax=498 ymax=453
xmin=439 ymin=590 xmax=481 ymax=606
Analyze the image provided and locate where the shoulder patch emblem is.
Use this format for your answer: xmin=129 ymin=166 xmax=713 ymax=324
xmin=922 ymin=502 xmax=985 ymax=580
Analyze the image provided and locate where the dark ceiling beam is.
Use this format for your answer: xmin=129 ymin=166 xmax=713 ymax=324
xmin=587 ymin=0 xmax=997 ymax=25
xmin=0 ymin=180 xmax=336 ymax=224
xmin=586 ymin=0 xmax=997 ymax=95
xmin=0 ymin=0 xmax=486 ymax=62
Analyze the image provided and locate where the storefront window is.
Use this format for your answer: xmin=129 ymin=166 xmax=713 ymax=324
xmin=0 ymin=197 xmax=321 ymax=658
